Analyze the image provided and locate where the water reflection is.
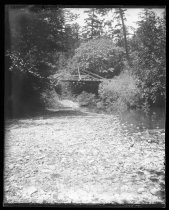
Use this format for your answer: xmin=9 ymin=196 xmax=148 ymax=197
xmin=118 ymin=107 xmax=165 ymax=132
xmin=117 ymin=107 xmax=165 ymax=203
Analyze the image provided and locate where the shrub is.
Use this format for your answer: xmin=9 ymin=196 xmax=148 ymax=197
xmin=66 ymin=38 xmax=125 ymax=78
xmin=76 ymin=91 xmax=97 ymax=107
xmin=129 ymin=10 xmax=166 ymax=108
xmin=96 ymin=101 xmax=105 ymax=109
xmin=40 ymin=88 xmax=61 ymax=109
xmin=98 ymin=72 xmax=140 ymax=112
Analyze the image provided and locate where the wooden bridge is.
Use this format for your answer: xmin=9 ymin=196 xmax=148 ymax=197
xmin=60 ymin=68 xmax=107 ymax=82
xmin=52 ymin=68 xmax=109 ymax=95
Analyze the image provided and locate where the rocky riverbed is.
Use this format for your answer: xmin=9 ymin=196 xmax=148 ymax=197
xmin=4 ymin=108 xmax=165 ymax=205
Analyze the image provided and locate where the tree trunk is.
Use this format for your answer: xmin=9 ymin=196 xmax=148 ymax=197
xmin=119 ymin=8 xmax=131 ymax=66
xmin=91 ymin=8 xmax=94 ymax=39
xmin=5 ymin=5 xmax=12 ymax=118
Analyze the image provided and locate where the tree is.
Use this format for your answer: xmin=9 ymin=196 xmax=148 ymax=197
xmin=5 ymin=5 xmax=76 ymax=116
xmin=65 ymin=38 xmax=125 ymax=79
xmin=5 ymin=5 xmax=12 ymax=117
xmin=130 ymin=9 xmax=166 ymax=107
xmin=96 ymin=8 xmax=131 ymax=66
xmin=109 ymin=8 xmax=131 ymax=66
xmin=8 ymin=5 xmax=67 ymax=75
xmin=82 ymin=8 xmax=104 ymax=40
xmin=117 ymin=8 xmax=131 ymax=65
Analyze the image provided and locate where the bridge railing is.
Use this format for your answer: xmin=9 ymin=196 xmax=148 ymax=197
xmin=64 ymin=74 xmax=104 ymax=81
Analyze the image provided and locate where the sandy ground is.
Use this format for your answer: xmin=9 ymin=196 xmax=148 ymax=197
xmin=4 ymin=102 xmax=165 ymax=205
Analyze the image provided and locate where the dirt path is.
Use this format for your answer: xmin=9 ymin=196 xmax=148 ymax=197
xmin=4 ymin=105 xmax=165 ymax=204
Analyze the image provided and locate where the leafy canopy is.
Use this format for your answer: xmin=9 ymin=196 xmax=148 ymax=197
xmin=67 ymin=38 xmax=125 ymax=78
xmin=130 ymin=9 xmax=166 ymax=105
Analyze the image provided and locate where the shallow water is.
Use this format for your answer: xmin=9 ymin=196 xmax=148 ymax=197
xmin=117 ymin=107 xmax=165 ymax=133
xmin=117 ymin=107 xmax=165 ymax=204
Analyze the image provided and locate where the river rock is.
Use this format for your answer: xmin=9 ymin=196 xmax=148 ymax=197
xmin=8 ymin=164 xmax=14 ymax=170
xmin=112 ymin=193 xmax=126 ymax=204
xmin=53 ymin=193 xmax=58 ymax=200
xmin=23 ymin=186 xmax=38 ymax=196
xmin=41 ymin=168 xmax=51 ymax=173
xmin=9 ymin=175 xmax=15 ymax=181
xmin=121 ymin=185 xmax=129 ymax=191
xmin=150 ymin=188 xmax=159 ymax=195
xmin=120 ymin=192 xmax=134 ymax=203
xmin=92 ymin=148 xmax=99 ymax=156
xmin=5 ymin=186 xmax=10 ymax=192
xmin=137 ymin=187 xmax=146 ymax=194
xmin=25 ymin=174 xmax=31 ymax=178
xmin=36 ymin=197 xmax=44 ymax=203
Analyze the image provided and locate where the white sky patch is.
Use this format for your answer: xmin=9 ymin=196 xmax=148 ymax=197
xmin=125 ymin=8 xmax=165 ymax=29
xmin=66 ymin=8 xmax=165 ymax=33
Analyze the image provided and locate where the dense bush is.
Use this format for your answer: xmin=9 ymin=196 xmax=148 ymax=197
xmin=76 ymin=91 xmax=97 ymax=107
xmin=40 ymin=88 xmax=61 ymax=109
xmin=6 ymin=7 xmax=165 ymax=117
xmin=5 ymin=68 xmax=49 ymax=118
xmin=129 ymin=10 xmax=166 ymax=109
xmin=66 ymin=38 xmax=125 ymax=78
xmin=6 ymin=6 xmax=79 ymax=118
xmin=98 ymin=72 xmax=140 ymax=112
xmin=58 ymin=81 xmax=77 ymax=101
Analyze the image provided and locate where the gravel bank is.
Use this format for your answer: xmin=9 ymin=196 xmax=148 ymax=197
xmin=4 ymin=110 xmax=165 ymax=204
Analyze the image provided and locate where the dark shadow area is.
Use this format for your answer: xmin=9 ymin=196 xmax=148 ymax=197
xmin=58 ymin=81 xmax=101 ymax=96
xmin=148 ymin=169 xmax=165 ymax=202
xmin=3 ymin=203 xmax=165 ymax=208
xmin=5 ymin=109 xmax=89 ymax=122
xmin=37 ymin=109 xmax=89 ymax=119
xmin=137 ymin=167 xmax=165 ymax=203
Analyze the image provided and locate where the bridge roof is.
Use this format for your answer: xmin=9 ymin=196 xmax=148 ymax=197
xmin=61 ymin=74 xmax=103 ymax=81
xmin=51 ymin=69 xmax=108 ymax=83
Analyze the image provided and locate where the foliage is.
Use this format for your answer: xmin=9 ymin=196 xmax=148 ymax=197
xmin=6 ymin=69 xmax=47 ymax=117
xmin=8 ymin=6 xmax=67 ymax=74
xmin=76 ymin=91 xmax=97 ymax=107
xmin=40 ymin=88 xmax=60 ymax=109
xmin=6 ymin=6 xmax=166 ymax=116
xmin=82 ymin=8 xmax=104 ymax=40
xmin=55 ymin=81 xmax=78 ymax=102
xmin=7 ymin=50 xmax=45 ymax=78
xmin=66 ymin=38 xmax=125 ymax=78
xmin=95 ymin=8 xmax=131 ymax=66
xmin=6 ymin=5 xmax=79 ymax=117
xmin=130 ymin=10 xmax=166 ymax=108
xmin=98 ymin=72 xmax=140 ymax=112
xmin=59 ymin=82 xmax=75 ymax=99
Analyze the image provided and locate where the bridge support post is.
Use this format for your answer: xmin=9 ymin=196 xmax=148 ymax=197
xmin=78 ymin=66 xmax=81 ymax=81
